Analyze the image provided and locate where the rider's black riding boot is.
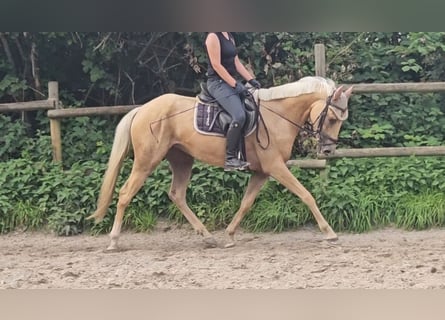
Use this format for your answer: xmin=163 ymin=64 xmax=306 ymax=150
xmin=224 ymin=122 xmax=250 ymax=171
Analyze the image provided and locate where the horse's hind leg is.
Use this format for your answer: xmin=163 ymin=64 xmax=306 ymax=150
xmin=224 ymin=171 xmax=269 ymax=248
xmin=166 ymin=148 xmax=217 ymax=248
xmin=107 ymin=159 xmax=161 ymax=251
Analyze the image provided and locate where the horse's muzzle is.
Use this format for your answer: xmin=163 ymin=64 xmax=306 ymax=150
xmin=318 ymin=143 xmax=336 ymax=156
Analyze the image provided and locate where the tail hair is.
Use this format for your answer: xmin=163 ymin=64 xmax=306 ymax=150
xmin=87 ymin=107 xmax=140 ymax=223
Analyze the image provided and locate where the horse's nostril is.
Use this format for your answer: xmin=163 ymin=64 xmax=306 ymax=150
xmin=323 ymin=149 xmax=331 ymax=155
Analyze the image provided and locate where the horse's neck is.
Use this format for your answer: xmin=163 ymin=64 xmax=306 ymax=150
xmin=255 ymin=96 xmax=310 ymax=160
xmin=262 ymin=94 xmax=322 ymax=148
xmin=268 ymin=95 xmax=316 ymax=125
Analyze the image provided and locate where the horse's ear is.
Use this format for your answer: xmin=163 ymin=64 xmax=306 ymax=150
xmin=333 ymin=86 xmax=343 ymax=101
xmin=344 ymin=86 xmax=353 ymax=98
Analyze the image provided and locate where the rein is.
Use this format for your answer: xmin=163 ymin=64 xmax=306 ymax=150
xmin=148 ymin=88 xmax=343 ymax=149
xmin=259 ymin=93 xmax=337 ymax=146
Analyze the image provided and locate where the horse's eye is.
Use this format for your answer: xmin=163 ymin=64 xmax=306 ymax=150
xmin=329 ymin=118 xmax=337 ymax=124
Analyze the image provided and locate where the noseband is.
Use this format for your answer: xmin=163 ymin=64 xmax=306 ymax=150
xmin=308 ymin=94 xmax=348 ymax=147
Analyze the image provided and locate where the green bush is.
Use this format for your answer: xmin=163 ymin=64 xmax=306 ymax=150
xmin=0 ymin=158 xmax=105 ymax=235
xmin=0 ymin=114 xmax=31 ymax=161
xmin=1 ymin=154 xmax=445 ymax=235
xmin=60 ymin=116 xmax=119 ymax=167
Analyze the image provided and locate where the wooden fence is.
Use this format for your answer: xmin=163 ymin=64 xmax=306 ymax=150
xmin=0 ymin=81 xmax=63 ymax=161
xmin=0 ymin=81 xmax=58 ymax=113
xmin=46 ymin=43 xmax=445 ymax=165
xmin=48 ymin=104 xmax=140 ymax=163
xmin=310 ymin=43 xmax=445 ymax=165
xmin=46 ymin=79 xmax=445 ymax=166
xmin=2 ymin=44 xmax=445 ymax=167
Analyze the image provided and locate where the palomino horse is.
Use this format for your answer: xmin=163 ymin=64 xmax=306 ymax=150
xmin=88 ymin=76 xmax=352 ymax=251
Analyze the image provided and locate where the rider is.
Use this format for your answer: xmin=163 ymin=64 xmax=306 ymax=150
xmin=205 ymin=32 xmax=261 ymax=171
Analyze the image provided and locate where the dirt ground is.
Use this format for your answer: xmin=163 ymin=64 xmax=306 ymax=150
xmin=0 ymin=222 xmax=444 ymax=289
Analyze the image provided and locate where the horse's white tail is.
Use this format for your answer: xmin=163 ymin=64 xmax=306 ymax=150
xmin=87 ymin=107 xmax=140 ymax=223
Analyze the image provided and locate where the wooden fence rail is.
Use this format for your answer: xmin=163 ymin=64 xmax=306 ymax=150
xmin=47 ymin=105 xmax=140 ymax=119
xmin=0 ymin=100 xmax=55 ymax=112
xmin=0 ymin=81 xmax=58 ymax=113
xmin=46 ymin=83 xmax=445 ymax=165
xmin=287 ymin=146 xmax=445 ymax=169
xmin=318 ymin=146 xmax=445 ymax=159
xmin=344 ymin=82 xmax=445 ymax=93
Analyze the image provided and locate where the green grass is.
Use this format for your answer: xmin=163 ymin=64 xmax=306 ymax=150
xmin=242 ymin=198 xmax=311 ymax=232
xmin=395 ymin=193 xmax=445 ymax=230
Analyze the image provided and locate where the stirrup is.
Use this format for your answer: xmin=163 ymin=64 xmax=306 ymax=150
xmin=224 ymin=158 xmax=250 ymax=171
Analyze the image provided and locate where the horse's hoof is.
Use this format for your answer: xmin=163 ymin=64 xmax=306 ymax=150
xmin=203 ymin=236 xmax=218 ymax=248
xmin=223 ymin=232 xmax=236 ymax=248
xmin=325 ymin=235 xmax=338 ymax=242
xmin=224 ymin=242 xmax=235 ymax=249
xmin=104 ymin=246 xmax=120 ymax=253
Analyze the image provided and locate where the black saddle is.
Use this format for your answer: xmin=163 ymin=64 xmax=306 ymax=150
xmin=195 ymin=82 xmax=258 ymax=136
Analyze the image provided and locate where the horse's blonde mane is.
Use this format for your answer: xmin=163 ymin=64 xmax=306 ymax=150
xmin=258 ymin=76 xmax=336 ymax=101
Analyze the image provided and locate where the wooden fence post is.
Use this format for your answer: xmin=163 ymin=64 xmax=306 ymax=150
xmin=314 ymin=44 xmax=329 ymax=182
xmin=48 ymin=81 xmax=62 ymax=163
xmin=314 ymin=44 xmax=326 ymax=77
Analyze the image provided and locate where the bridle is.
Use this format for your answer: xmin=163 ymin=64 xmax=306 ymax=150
xmin=258 ymin=92 xmax=348 ymax=149
xmin=307 ymin=94 xmax=348 ymax=147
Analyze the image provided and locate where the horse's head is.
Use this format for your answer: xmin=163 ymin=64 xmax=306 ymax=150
xmin=309 ymin=85 xmax=353 ymax=155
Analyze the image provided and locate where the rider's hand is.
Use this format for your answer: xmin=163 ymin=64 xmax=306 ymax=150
xmin=248 ymin=79 xmax=261 ymax=89
xmin=233 ymin=81 xmax=247 ymax=95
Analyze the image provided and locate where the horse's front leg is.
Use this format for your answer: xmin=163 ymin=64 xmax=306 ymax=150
xmin=224 ymin=171 xmax=269 ymax=248
xmin=270 ymin=163 xmax=338 ymax=241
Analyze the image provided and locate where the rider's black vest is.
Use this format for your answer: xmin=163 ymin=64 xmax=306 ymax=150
xmin=205 ymin=32 xmax=237 ymax=79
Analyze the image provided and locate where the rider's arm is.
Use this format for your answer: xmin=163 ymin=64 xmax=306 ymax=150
xmin=234 ymin=55 xmax=254 ymax=82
